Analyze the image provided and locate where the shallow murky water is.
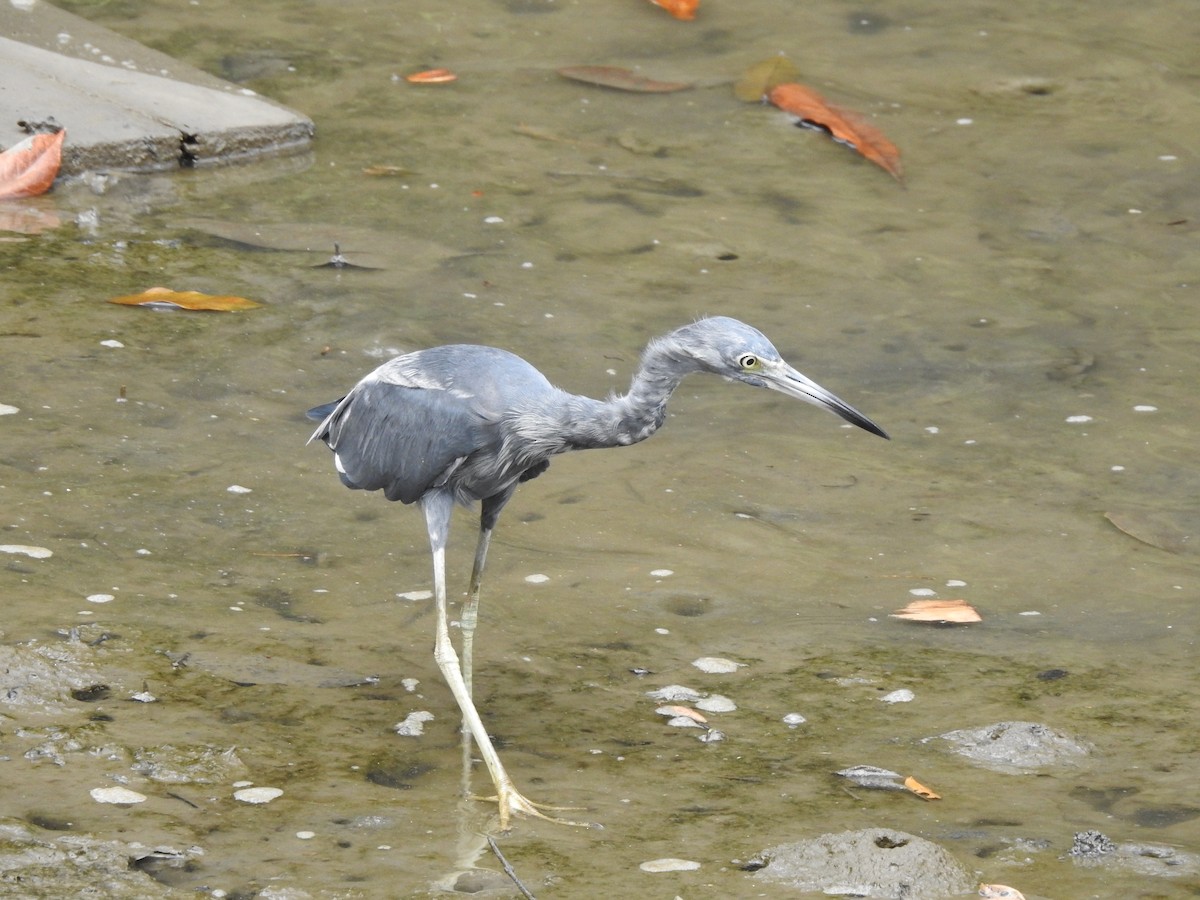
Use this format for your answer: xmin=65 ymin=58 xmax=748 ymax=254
xmin=2 ymin=0 xmax=1198 ymax=897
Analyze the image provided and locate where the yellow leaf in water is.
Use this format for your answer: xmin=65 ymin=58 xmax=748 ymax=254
xmin=903 ymin=775 xmax=941 ymax=800
xmin=109 ymin=286 xmax=262 ymax=311
xmin=734 ymin=55 xmax=801 ymax=102
xmin=890 ymin=598 xmax=981 ymax=624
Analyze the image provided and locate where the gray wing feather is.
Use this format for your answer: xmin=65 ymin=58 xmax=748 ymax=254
xmin=312 ymin=378 xmax=487 ymax=504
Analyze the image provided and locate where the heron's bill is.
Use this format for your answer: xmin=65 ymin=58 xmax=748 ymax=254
xmin=765 ymin=363 xmax=890 ymax=440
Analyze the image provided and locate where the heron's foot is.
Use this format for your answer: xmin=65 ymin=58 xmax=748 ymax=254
xmin=472 ymin=786 xmax=599 ymax=831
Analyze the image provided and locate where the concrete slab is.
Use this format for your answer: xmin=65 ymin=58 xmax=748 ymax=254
xmin=0 ymin=1 xmax=314 ymax=173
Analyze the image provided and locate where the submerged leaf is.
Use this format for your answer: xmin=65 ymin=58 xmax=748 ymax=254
xmin=1104 ymin=510 xmax=1194 ymax=554
xmin=891 ymin=598 xmax=981 ymax=624
xmin=767 ymin=82 xmax=903 ymax=181
xmin=648 ymin=0 xmax=698 ymax=20
xmin=557 ymin=65 xmax=691 ymax=93
xmin=0 ymin=130 xmax=66 ymax=200
xmin=734 ymin=55 xmax=801 ymax=102
xmin=109 ymin=286 xmax=262 ymax=311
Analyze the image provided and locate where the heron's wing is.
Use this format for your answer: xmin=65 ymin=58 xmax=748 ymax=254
xmin=312 ymin=378 xmax=488 ymax=504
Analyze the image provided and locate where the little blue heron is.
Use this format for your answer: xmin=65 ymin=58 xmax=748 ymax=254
xmin=307 ymin=316 xmax=887 ymax=829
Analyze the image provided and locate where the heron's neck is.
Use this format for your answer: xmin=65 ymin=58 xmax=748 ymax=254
xmin=560 ymin=333 xmax=703 ymax=450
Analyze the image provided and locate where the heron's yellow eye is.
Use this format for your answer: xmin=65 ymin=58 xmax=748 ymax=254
xmin=738 ymin=353 xmax=760 ymax=371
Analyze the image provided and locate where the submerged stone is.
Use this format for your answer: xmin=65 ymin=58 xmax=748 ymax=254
xmin=931 ymin=721 xmax=1092 ymax=772
xmin=750 ymin=828 xmax=975 ymax=898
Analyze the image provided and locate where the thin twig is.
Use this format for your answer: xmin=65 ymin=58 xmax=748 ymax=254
xmin=486 ymin=835 xmax=536 ymax=900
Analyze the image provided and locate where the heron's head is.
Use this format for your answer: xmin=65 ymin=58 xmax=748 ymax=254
xmin=673 ymin=316 xmax=889 ymax=439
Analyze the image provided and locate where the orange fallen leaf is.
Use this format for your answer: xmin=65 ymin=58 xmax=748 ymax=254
xmin=890 ymin=598 xmax=982 ymax=624
xmin=557 ymin=65 xmax=691 ymax=93
xmin=108 ymin=286 xmax=263 ymax=311
xmin=656 ymin=705 xmax=708 ymax=724
xmin=767 ymin=83 xmax=903 ymax=182
xmin=405 ymin=68 xmax=457 ymax=84
xmin=0 ymin=130 xmax=66 ymax=200
xmin=648 ymin=0 xmax=698 ymax=20
xmin=903 ymin=775 xmax=941 ymax=800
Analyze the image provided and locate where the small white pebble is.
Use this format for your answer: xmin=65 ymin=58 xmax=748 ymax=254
xmin=909 ymin=588 xmax=937 ymax=596
xmin=396 ymin=590 xmax=432 ymax=601
xmin=1159 ymin=154 xmax=1177 ymax=161
xmin=131 ymin=691 xmax=157 ymax=703
xmin=1018 ymin=610 xmax=1042 ymax=616
xmin=881 ymin=689 xmax=915 ymax=703
xmin=1066 ymin=415 xmax=1093 ymax=423
xmin=136 ymin=548 xmax=152 ymax=556
xmin=91 ymin=786 xmax=147 ymax=804
xmin=483 ymin=216 xmax=504 ymax=224
xmin=234 ymin=787 xmax=283 ymax=804
xmin=1111 ymin=465 xmax=1125 ymax=472
xmin=666 ymin=716 xmax=704 ymax=729
xmin=401 ymin=678 xmax=419 ymax=692
xmin=0 ymin=545 xmax=53 ymax=559
xmin=524 ymin=573 xmax=549 ymax=584
xmin=0 ymin=403 xmax=19 ymax=415
xmin=520 ymin=261 xmax=534 ymax=269
xmin=649 ymin=568 xmax=674 ymax=577
xmin=226 ymin=484 xmax=252 ymax=494
xmin=946 ymin=579 xmax=967 ymax=587
xmin=1133 ymin=405 xmax=1157 ymax=413
xmin=692 ymin=656 xmax=743 ymax=674
xmin=782 ymin=712 xmax=807 ymax=727
xmin=697 ymin=729 xmax=724 ymax=743
xmin=654 ymin=627 xmax=670 ymax=635
xmin=87 ymin=593 xmax=115 ymax=604
xmin=99 ymin=339 xmax=124 ymax=348
xmin=296 ymin=831 xmax=316 ymax=840
xmin=956 ymin=117 xmax=973 ymax=125
xmin=639 ymin=858 xmax=701 ymax=873
xmin=924 ymin=426 xmax=939 ymax=434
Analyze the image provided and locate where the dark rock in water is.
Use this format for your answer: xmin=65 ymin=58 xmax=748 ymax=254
xmin=929 ymin=721 xmax=1091 ymax=772
xmin=1068 ymin=828 xmax=1200 ymax=877
xmin=1070 ymin=829 xmax=1116 ymax=858
xmin=750 ymin=828 xmax=975 ymax=898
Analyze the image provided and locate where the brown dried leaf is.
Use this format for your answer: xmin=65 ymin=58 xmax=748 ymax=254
xmin=903 ymin=775 xmax=941 ymax=800
xmin=734 ymin=55 xmax=801 ymax=102
xmin=557 ymin=66 xmax=691 ymax=93
xmin=109 ymin=286 xmax=263 ymax=311
xmin=767 ymin=82 xmax=903 ymax=181
xmin=891 ymin=598 xmax=982 ymax=624
xmin=0 ymin=130 xmax=66 ymax=200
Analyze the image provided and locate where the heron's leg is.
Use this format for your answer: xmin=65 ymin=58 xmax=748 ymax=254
xmin=420 ymin=491 xmax=590 ymax=831
xmin=460 ymin=489 xmax=515 ymax=696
